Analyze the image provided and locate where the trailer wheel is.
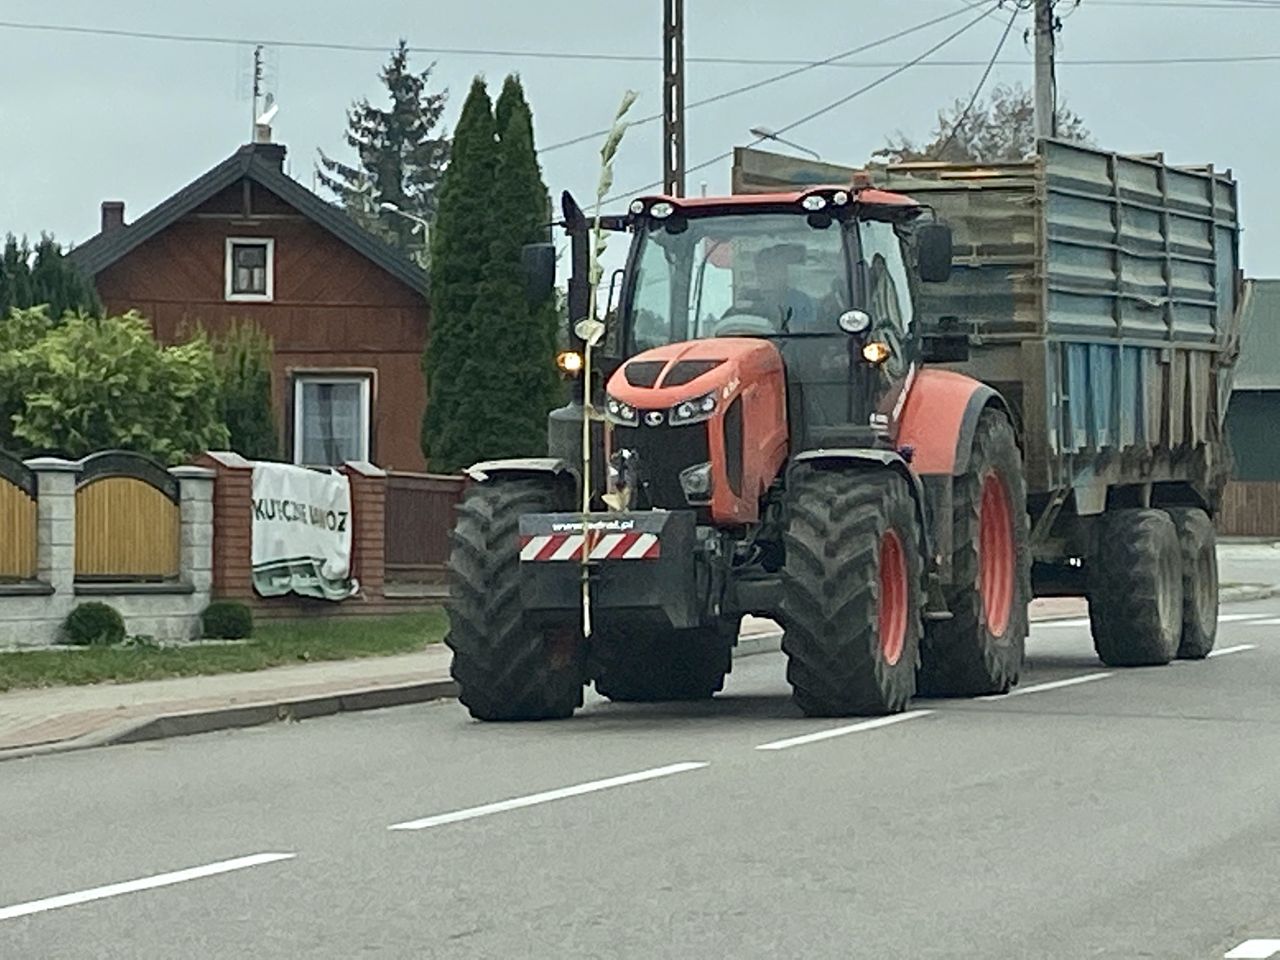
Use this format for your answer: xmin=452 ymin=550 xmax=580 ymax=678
xmin=1167 ymin=507 xmax=1218 ymax=659
xmin=1088 ymin=508 xmax=1183 ymax=667
xmin=919 ymin=409 xmax=1031 ymax=697
xmin=446 ymin=477 xmax=586 ymax=721
xmin=780 ymin=467 xmax=922 ymax=716
xmin=592 ymin=622 xmax=734 ymax=702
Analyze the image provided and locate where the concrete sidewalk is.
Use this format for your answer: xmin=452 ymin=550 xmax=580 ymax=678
xmin=1 ymin=588 xmax=1274 ymax=761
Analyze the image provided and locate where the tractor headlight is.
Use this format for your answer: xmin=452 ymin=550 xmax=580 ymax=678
xmin=669 ymin=390 xmax=718 ymax=426
xmin=605 ymin=395 xmax=639 ymax=425
xmin=556 ymin=350 xmax=583 ymax=376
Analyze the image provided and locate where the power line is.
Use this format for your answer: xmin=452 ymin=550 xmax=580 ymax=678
xmin=3 ymin=14 xmax=1279 ymax=69
xmin=542 ymin=4 xmax=990 ymax=154
xmin=604 ymin=1 xmax=999 ymax=205
xmin=932 ymin=1 xmax=1027 ymax=159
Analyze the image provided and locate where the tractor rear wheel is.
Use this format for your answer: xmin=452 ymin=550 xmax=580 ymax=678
xmin=780 ymin=467 xmax=923 ymax=716
xmin=1087 ymin=508 xmax=1184 ymax=667
xmin=592 ymin=621 xmax=735 ymax=702
xmin=446 ymin=477 xmax=587 ymax=721
xmin=1167 ymin=506 xmax=1218 ymax=659
xmin=919 ymin=409 xmax=1031 ymax=697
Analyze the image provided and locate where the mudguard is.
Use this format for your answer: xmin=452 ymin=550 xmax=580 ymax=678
xmin=895 ymin=369 xmax=1010 ymax=477
xmin=465 ymin=458 xmax=579 ymax=485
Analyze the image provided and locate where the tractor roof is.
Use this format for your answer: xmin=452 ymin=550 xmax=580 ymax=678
xmin=633 ymin=183 xmax=921 ymax=216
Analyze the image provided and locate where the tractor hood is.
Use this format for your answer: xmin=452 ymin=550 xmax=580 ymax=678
xmin=606 ymin=337 xmax=783 ymax=413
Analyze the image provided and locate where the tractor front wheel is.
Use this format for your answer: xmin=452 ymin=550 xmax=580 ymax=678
xmin=780 ymin=467 xmax=923 ymax=716
xmin=446 ymin=477 xmax=587 ymax=721
xmin=919 ymin=409 xmax=1031 ymax=697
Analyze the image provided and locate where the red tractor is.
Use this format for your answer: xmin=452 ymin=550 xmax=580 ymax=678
xmin=446 ymin=183 xmax=1030 ymax=720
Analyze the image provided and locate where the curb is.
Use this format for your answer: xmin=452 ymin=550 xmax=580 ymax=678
xmin=0 ymin=679 xmax=459 ymax=763
xmin=5 ymin=585 xmax=1275 ymax=762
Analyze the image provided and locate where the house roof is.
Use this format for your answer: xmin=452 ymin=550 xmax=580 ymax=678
xmin=1236 ymin=279 xmax=1280 ymax=390
xmin=68 ymin=142 xmax=428 ymax=297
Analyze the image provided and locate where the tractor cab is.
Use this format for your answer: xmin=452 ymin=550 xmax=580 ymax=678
xmin=611 ymin=187 xmax=951 ymax=459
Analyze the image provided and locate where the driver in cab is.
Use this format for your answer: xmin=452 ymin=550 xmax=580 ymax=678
xmin=753 ymin=243 xmax=818 ymax=333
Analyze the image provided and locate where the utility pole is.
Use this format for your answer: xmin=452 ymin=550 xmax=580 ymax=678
xmin=662 ymin=0 xmax=686 ymax=197
xmin=1033 ymin=0 xmax=1056 ymax=140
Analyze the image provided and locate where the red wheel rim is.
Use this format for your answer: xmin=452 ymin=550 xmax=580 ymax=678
xmin=878 ymin=530 xmax=908 ymax=666
xmin=979 ymin=472 xmax=1015 ymax=637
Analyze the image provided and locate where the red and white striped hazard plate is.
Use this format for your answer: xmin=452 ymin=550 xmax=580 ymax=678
xmin=519 ymin=530 xmax=661 ymax=562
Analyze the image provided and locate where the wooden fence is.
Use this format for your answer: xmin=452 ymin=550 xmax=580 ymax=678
xmin=383 ymin=472 xmax=466 ymax=583
xmin=0 ymin=450 xmax=37 ymax=580
xmin=74 ymin=451 xmax=181 ymax=581
xmin=1217 ymin=481 xmax=1280 ymax=538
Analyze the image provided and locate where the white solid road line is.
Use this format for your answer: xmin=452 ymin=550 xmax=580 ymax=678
xmin=388 ymin=762 xmax=709 ymax=831
xmin=1225 ymin=938 xmax=1280 ymax=959
xmin=977 ymin=672 xmax=1113 ymax=702
xmin=755 ymin=710 xmax=934 ymax=751
xmin=0 ymin=852 xmax=296 ymax=923
xmin=1245 ymin=617 xmax=1280 ymax=627
xmin=1207 ymin=643 xmax=1258 ymax=658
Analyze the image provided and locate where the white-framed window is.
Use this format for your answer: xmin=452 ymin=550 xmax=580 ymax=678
xmin=292 ymin=373 xmax=372 ymax=466
xmin=225 ymin=237 xmax=275 ymax=301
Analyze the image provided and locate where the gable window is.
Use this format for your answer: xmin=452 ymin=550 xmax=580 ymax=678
xmin=225 ymin=237 xmax=274 ymax=301
xmin=293 ymin=373 xmax=371 ymax=466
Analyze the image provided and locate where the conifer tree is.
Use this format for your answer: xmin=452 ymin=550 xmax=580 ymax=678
xmin=317 ymin=40 xmax=449 ymax=259
xmin=421 ymin=78 xmax=500 ymax=472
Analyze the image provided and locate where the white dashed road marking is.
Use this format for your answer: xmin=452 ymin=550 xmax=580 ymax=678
xmin=1225 ymin=939 xmax=1280 ymax=959
xmin=755 ymin=710 xmax=934 ymax=751
xmin=977 ymin=672 xmax=1113 ymax=701
xmin=388 ymin=762 xmax=709 ymax=831
xmin=1207 ymin=644 xmax=1258 ymax=659
xmin=0 ymin=853 xmax=296 ymax=923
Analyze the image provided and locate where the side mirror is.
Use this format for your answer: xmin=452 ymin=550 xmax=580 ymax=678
xmin=521 ymin=242 xmax=556 ymax=305
xmin=916 ymin=222 xmax=953 ymax=283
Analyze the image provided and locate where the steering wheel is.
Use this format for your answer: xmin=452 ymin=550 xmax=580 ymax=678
xmin=711 ymin=310 xmax=777 ymax=337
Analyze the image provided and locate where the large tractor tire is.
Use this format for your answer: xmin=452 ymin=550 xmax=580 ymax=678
xmin=919 ymin=409 xmax=1031 ymax=697
xmin=1087 ymin=508 xmax=1184 ymax=667
xmin=592 ymin=621 xmax=735 ymax=703
xmin=446 ymin=477 xmax=586 ymax=721
xmin=1167 ymin=506 xmax=1218 ymax=659
xmin=780 ymin=467 xmax=923 ymax=717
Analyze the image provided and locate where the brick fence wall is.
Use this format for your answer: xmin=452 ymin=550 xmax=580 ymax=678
xmin=195 ymin=452 xmax=402 ymax=619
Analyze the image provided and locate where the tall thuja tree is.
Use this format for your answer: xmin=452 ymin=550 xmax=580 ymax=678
xmin=476 ymin=74 xmax=560 ymax=457
xmin=29 ymin=236 xmax=100 ymax=318
xmin=212 ymin=320 xmax=279 ymax=460
xmin=421 ymin=78 xmax=500 ymax=472
xmin=317 ymin=40 xmax=450 ymax=258
xmin=0 ymin=234 xmax=98 ymax=318
xmin=0 ymin=235 xmax=32 ymax=316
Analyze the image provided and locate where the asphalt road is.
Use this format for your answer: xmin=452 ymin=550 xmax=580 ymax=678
xmin=4 ymin=601 xmax=1280 ymax=960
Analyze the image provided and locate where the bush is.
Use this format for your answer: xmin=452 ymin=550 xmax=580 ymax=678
xmin=0 ymin=309 xmax=229 ymax=464
xmin=201 ymin=601 xmax=254 ymax=640
xmin=63 ymin=602 xmax=126 ymax=647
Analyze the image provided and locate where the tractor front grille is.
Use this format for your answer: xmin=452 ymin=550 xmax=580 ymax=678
xmin=621 ymin=420 xmax=711 ymax=510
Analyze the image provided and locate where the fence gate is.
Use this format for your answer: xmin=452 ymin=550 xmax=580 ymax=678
xmin=75 ymin=452 xmax=181 ymax=581
xmin=0 ymin=451 xmax=37 ymax=580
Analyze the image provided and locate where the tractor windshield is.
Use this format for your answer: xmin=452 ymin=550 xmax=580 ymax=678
xmin=625 ymin=213 xmax=850 ymax=353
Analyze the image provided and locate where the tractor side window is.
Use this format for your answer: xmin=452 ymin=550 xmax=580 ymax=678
xmin=630 ymin=236 xmax=675 ymax=352
xmin=859 ymin=220 xmax=913 ymax=334
xmin=859 ymin=219 xmax=914 ymax=378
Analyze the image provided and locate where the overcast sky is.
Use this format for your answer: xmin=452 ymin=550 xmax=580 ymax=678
xmin=1 ymin=0 xmax=1276 ymax=275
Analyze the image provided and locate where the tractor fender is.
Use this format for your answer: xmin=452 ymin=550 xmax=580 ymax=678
xmin=789 ymin=448 xmax=934 ymax=566
xmin=465 ymin=458 xmax=580 ymax=490
xmin=895 ymin=369 xmax=1012 ymax=477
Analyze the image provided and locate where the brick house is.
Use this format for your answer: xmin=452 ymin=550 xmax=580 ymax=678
xmin=69 ymin=138 xmax=431 ymax=472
